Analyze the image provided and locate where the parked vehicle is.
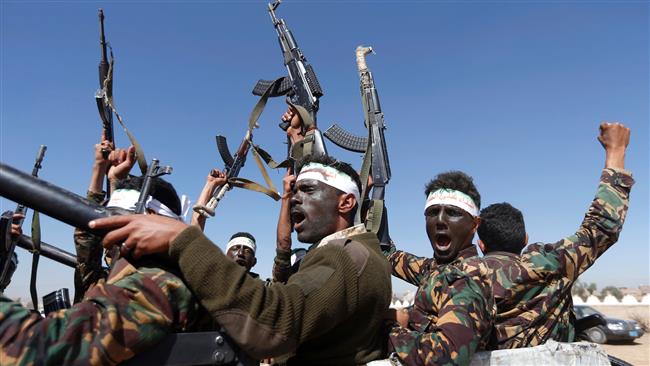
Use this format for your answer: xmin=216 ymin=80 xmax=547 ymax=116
xmin=575 ymin=305 xmax=645 ymax=344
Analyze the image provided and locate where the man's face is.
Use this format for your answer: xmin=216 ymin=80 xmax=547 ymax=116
xmin=226 ymin=244 xmax=256 ymax=271
xmin=290 ymin=179 xmax=340 ymax=243
xmin=425 ymin=204 xmax=477 ymax=264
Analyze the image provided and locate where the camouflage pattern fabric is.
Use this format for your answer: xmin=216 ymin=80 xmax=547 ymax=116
xmin=73 ymin=190 xmax=109 ymax=303
xmin=388 ymin=259 xmax=496 ymax=366
xmin=471 ymin=168 xmax=634 ymax=349
xmin=383 ymin=244 xmax=478 ymax=288
xmin=0 ymin=258 xmax=198 ymax=365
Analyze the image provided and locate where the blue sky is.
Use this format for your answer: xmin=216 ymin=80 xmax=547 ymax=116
xmin=1 ymin=1 xmax=648 ymax=301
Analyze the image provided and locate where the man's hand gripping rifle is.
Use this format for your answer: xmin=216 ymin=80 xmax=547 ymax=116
xmin=324 ymin=46 xmax=392 ymax=248
xmin=193 ymin=131 xmax=253 ymax=218
xmin=252 ymin=0 xmax=328 ymax=164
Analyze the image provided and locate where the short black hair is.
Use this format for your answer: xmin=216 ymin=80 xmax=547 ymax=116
xmin=424 ymin=171 xmax=481 ymax=210
xmin=296 ymin=154 xmax=362 ymax=194
xmin=115 ymin=175 xmax=181 ymax=215
xmin=230 ymin=232 xmax=255 ymax=243
xmin=296 ymin=154 xmax=362 ymax=220
xmin=478 ymin=202 xmax=526 ymax=254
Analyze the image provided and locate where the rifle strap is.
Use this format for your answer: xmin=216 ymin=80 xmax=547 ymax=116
xmin=357 ymin=130 xmax=373 ymax=225
xmin=365 ymin=199 xmax=384 ymax=234
xmin=102 ymin=54 xmax=148 ymax=175
xmin=30 ymin=210 xmax=41 ymax=312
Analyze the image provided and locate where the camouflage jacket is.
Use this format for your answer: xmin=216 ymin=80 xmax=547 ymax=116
xmin=468 ymin=168 xmax=634 ymax=349
xmin=0 ymin=258 xmax=198 ymax=365
xmin=73 ymin=190 xmax=109 ymax=303
xmin=384 ymin=244 xmax=479 ymax=288
xmin=388 ymin=259 xmax=496 ymax=366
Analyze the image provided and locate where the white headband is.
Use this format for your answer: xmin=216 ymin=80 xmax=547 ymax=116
xmin=106 ymin=189 xmax=191 ymax=222
xmin=226 ymin=236 xmax=256 ymax=253
xmin=296 ymin=163 xmax=360 ymax=204
xmin=425 ymin=189 xmax=479 ymax=217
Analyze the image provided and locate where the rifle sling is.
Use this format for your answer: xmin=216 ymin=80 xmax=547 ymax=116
xmin=30 ymin=210 xmax=41 ymax=312
xmin=102 ymin=55 xmax=148 ymax=175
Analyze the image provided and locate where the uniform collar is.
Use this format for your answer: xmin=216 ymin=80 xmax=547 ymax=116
xmin=316 ymin=224 xmax=367 ymax=248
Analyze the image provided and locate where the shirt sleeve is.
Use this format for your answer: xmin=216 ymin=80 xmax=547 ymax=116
xmin=271 ymin=247 xmax=293 ymax=283
xmin=385 ymin=245 xmax=433 ymax=286
xmin=388 ymin=264 xmax=495 ymax=366
xmin=527 ymin=168 xmax=634 ymax=281
xmin=168 ymin=226 xmax=364 ymax=359
xmin=0 ymin=259 xmax=196 ymax=365
xmin=73 ymin=190 xmax=108 ymax=303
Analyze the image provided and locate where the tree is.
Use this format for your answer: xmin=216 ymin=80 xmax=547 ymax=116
xmin=599 ymin=286 xmax=623 ymax=301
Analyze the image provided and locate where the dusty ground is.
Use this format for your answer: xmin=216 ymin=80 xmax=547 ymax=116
xmin=592 ymin=305 xmax=650 ymax=365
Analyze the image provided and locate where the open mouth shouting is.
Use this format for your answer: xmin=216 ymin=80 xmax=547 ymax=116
xmin=434 ymin=233 xmax=452 ymax=253
xmin=291 ymin=208 xmax=306 ymax=232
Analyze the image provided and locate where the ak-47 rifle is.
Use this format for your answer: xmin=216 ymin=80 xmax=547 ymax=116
xmin=324 ymin=46 xmax=391 ymax=248
xmin=96 ymin=9 xmax=114 ymax=154
xmin=0 ymin=145 xmax=47 ymax=292
xmin=95 ymin=9 xmax=115 ymax=200
xmin=108 ymin=158 xmax=172 ymax=266
xmin=252 ymin=0 xmax=328 ymax=164
xmin=193 ymin=132 xmax=252 ymax=218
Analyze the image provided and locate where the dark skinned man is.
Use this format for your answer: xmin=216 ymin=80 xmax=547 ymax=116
xmin=383 ymin=173 xmax=497 ymax=366
xmin=91 ymin=154 xmax=392 ymax=365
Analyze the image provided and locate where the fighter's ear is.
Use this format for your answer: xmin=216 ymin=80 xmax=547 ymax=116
xmin=338 ymin=193 xmax=357 ymax=215
xmin=472 ymin=216 xmax=482 ymax=233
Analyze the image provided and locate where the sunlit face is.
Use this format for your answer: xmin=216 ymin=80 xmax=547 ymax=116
xmin=290 ymin=179 xmax=340 ymax=244
xmin=226 ymin=244 xmax=256 ymax=271
xmin=425 ymin=204 xmax=477 ymax=264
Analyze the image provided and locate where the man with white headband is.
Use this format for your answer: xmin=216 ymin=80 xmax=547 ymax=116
xmin=90 ymin=153 xmax=392 ymax=365
xmin=73 ymin=134 xmax=187 ymax=302
xmin=225 ymin=232 xmax=258 ymax=274
xmin=380 ymin=170 xmax=498 ymax=365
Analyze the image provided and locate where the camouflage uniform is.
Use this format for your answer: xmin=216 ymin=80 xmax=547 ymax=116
xmin=73 ymin=190 xmax=109 ymax=303
xmin=470 ymin=168 xmax=634 ymax=349
xmin=384 ymin=244 xmax=494 ymax=365
xmin=0 ymin=258 xmax=198 ymax=365
xmin=387 ymin=258 xmax=496 ymax=366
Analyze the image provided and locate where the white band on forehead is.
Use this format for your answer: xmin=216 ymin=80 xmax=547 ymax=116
xmin=296 ymin=163 xmax=360 ymax=204
xmin=425 ymin=189 xmax=479 ymax=217
xmin=226 ymin=237 xmax=256 ymax=253
xmin=106 ymin=189 xmax=188 ymax=221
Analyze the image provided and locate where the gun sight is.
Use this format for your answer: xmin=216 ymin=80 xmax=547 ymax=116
xmin=268 ymin=0 xmax=281 ymax=25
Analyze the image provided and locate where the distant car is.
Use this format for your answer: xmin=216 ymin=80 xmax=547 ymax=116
xmin=574 ymin=305 xmax=645 ymax=344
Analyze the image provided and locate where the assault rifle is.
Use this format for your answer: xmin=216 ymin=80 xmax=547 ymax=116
xmin=252 ymin=0 xmax=328 ymax=163
xmin=0 ymin=161 xmax=256 ymax=366
xmin=0 ymin=145 xmax=47 ymax=292
xmin=96 ymin=9 xmax=114 ymax=160
xmin=324 ymin=46 xmax=391 ymax=247
xmin=108 ymin=158 xmax=172 ymax=266
xmin=193 ymin=132 xmax=252 ymax=218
